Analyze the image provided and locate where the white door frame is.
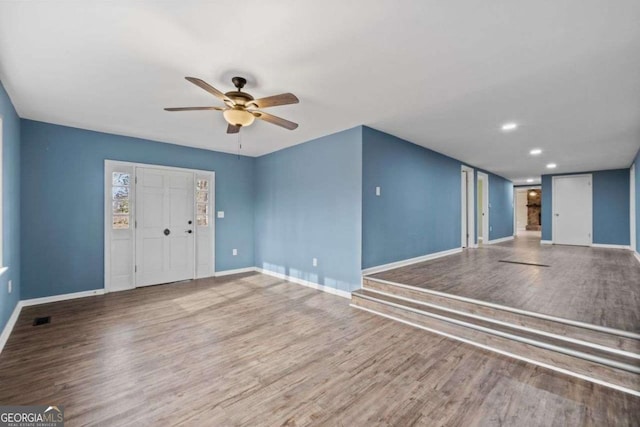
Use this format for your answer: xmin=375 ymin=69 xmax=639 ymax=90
xmin=477 ymin=172 xmax=489 ymax=242
xmin=104 ymin=160 xmax=215 ymax=293
xmin=552 ymin=174 xmax=592 ymax=245
xmin=631 ymin=163 xmax=636 ymax=252
xmin=461 ymin=165 xmax=476 ymax=248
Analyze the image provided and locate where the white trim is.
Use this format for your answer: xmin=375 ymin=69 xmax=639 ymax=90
xmin=0 ymin=301 xmax=21 ymax=354
xmin=485 ymin=236 xmax=514 ymax=245
xmin=351 ymin=304 xmax=640 ymax=397
xmin=214 ymin=267 xmax=256 ymax=277
xmin=256 ymin=267 xmax=351 ymax=299
xmin=630 ymin=163 xmax=636 ymax=253
xmin=477 ymin=172 xmax=489 ymax=243
xmin=364 ymin=276 xmax=640 ymax=339
xmin=0 ymin=266 xmax=7 ymax=277
xmin=591 ymin=244 xmax=631 ymax=250
xmin=461 ymin=165 xmax=475 ymax=248
xmin=362 ymin=247 xmax=463 ymax=276
xmin=21 ymin=289 xmax=105 ymax=307
xmin=540 ymin=240 xmax=553 ymax=245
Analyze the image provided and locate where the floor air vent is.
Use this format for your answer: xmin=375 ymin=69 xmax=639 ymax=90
xmin=498 ymin=260 xmax=550 ymax=267
xmin=32 ymin=316 xmax=51 ymax=326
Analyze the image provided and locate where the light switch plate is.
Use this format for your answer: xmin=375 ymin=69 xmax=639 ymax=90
xmin=375 ymin=186 xmax=381 ymax=196
xmin=232 ymin=249 xmax=238 ymax=256
xmin=312 ymin=258 xmax=318 ymax=267
xmin=217 ymin=211 xmax=225 ymax=218
xmin=8 ymin=280 xmax=12 ymax=294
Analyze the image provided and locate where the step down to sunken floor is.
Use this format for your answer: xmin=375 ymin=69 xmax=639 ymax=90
xmin=351 ymin=277 xmax=640 ymax=396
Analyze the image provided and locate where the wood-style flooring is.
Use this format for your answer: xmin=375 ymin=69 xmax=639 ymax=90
xmin=1 ymin=273 xmax=639 ymax=425
xmin=373 ymin=233 xmax=640 ymax=332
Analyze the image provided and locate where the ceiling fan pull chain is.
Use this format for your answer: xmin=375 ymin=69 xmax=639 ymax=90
xmin=237 ymin=132 xmax=242 ymax=159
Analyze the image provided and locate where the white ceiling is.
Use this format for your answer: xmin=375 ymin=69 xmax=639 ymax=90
xmin=1 ymin=1 xmax=639 ymax=184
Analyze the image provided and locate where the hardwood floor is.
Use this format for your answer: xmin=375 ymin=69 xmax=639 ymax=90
xmin=1 ymin=273 xmax=639 ymax=425
xmin=373 ymin=234 xmax=640 ymax=332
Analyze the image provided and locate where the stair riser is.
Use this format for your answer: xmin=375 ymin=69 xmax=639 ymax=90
xmin=363 ymin=278 xmax=640 ymax=354
xmin=356 ymin=289 xmax=639 ymax=367
xmin=351 ymin=294 xmax=640 ymax=395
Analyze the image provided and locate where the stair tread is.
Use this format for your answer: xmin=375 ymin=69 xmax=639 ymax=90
xmin=354 ymin=289 xmax=638 ymax=368
xmin=352 ymin=293 xmax=640 ymax=393
xmin=362 ymin=278 xmax=640 ymax=354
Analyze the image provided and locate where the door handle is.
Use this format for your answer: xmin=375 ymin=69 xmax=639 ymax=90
xmin=185 ymin=230 xmax=193 ymax=234
xmin=554 ymin=213 xmax=559 ymax=217
xmin=164 ymin=228 xmax=171 ymax=236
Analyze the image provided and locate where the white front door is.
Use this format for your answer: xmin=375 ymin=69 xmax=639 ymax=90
xmin=136 ymin=167 xmax=195 ymax=286
xmin=553 ymin=175 xmax=592 ymax=246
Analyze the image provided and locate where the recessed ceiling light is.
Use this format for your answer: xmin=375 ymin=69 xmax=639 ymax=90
xmin=546 ymin=163 xmax=557 ymax=169
xmin=501 ymin=122 xmax=518 ymax=132
xmin=529 ymin=148 xmax=542 ymax=155
xmin=526 ymin=178 xmax=534 ymax=183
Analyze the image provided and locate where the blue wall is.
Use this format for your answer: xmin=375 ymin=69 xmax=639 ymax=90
xmin=0 ymin=82 xmax=21 ymax=334
xmin=362 ymin=127 xmax=463 ymax=269
xmin=254 ymin=127 xmax=362 ymax=293
xmin=487 ymin=172 xmax=515 ymax=241
xmin=20 ymin=120 xmax=255 ymax=298
xmin=541 ymin=169 xmax=630 ymax=245
xmin=361 ymin=128 xmax=514 ymax=269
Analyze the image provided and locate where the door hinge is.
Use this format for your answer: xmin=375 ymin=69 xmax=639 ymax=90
xmin=135 ymin=265 xmax=137 ymax=273
xmin=135 ymin=176 xmax=138 ymax=184
xmin=135 ymin=220 xmax=137 ymax=228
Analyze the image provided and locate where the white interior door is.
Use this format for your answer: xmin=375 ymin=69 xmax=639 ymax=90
xmin=553 ymin=175 xmax=592 ymax=246
xmin=136 ymin=167 xmax=195 ymax=286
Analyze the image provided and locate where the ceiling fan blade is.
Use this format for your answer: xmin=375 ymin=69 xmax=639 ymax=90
xmin=253 ymin=111 xmax=298 ymax=130
xmin=227 ymin=124 xmax=241 ymax=134
xmin=247 ymin=93 xmax=299 ymax=109
xmin=185 ymin=77 xmax=234 ymax=105
xmin=164 ymin=106 xmax=225 ymax=111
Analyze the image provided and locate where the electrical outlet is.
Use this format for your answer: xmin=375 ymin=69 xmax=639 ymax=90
xmin=489 ymin=226 xmax=493 ymax=232
xmin=312 ymin=258 xmax=318 ymax=267
xmin=217 ymin=211 xmax=225 ymax=218
xmin=232 ymin=249 xmax=238 ymax=256
xmin=8 ymin=280 xmax=12 ymax=294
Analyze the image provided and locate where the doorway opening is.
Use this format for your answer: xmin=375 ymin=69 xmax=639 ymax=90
xmin=461 ymin=165 xmax=475 ymax=248
xmin=515 ymin=186 xmax=541 ymax=238
xmin=477 ymin=172 xmax=489 ymax=244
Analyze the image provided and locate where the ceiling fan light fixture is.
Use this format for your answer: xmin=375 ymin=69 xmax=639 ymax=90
xmin=223 ymin=108 xmax=255 ymax=127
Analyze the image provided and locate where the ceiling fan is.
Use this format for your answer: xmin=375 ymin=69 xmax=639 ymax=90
xmin=165 ymin=76 xmax=299 ymax=134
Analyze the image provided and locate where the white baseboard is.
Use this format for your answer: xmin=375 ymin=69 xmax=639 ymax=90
xmin=485 ymin=236 xmax=514 ymax=245
xmin=540 ymin=240 xmax=553 ymax=245
xmin=256 ymin=268 xmax=351 ymax=299
xmin=214 ymin=267 xmax=257 ymax=277
xmin=362 ymin=247 xmax=463 ymax=276
xmin=591 ymin=243 xmax=631 ymax=250
xmin=0 ymin=302 xmax=22 ymax=354
xmin=21 ymin=289 xmax=105 ymax=307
